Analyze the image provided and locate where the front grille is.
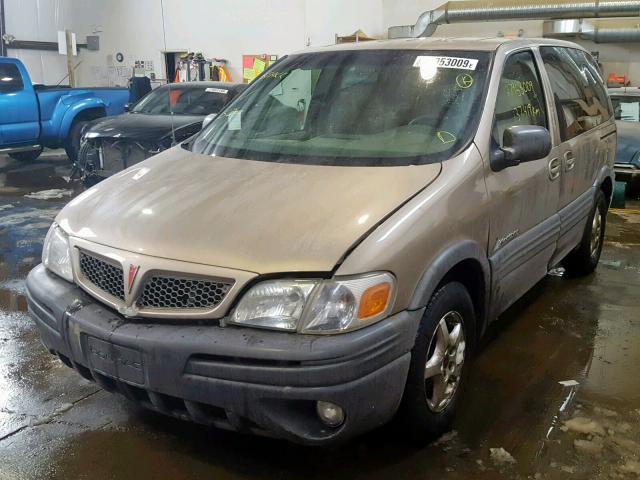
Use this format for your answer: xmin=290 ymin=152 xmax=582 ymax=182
xmin=137 ymin=276 xmax=232 ymax=310
xmin=79 ymin=251 xmax=125 ymax=300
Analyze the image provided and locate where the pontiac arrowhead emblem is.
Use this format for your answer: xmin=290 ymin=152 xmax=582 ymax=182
xmin=127 ymin=265 xmax=140 ymax=293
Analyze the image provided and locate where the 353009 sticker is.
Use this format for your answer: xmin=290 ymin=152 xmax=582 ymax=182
xmin=414 ymin=56 xmax=478 ymax=70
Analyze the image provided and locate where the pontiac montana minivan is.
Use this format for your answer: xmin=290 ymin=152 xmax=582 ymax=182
xmin=27 ymin=38 xmax=616 ymax=445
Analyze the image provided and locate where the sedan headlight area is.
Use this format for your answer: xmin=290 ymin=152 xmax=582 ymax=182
xmin=42 ymin=223 xmax=73 ymax=282
xmin=230 ymin=272 xmax=395 ymax=334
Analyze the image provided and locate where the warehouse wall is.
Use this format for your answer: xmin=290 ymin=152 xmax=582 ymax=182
xmin=3 ymin=0 xmax=74 ymax=84
xmin=4 ymin=0 xmax=640 ymax=87
xmin=100 ymin=0 xmax=383 ymax=84
xmin=3 ymin=0 xmax=384 ymax=86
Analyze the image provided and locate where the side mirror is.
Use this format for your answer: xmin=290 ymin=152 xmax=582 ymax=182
xmin=202 ymin=113 xmax=217 ymax=129
xmin=491 ymin=125 xmax=552 ymax=172
xmin=124 ymin=103 xmax=132 ymax=112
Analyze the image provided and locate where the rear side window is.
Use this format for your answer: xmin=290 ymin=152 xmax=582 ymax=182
xmin=0 ymin=63 xmax=24 ymax=93
xmin=540 ymin=47 xmax=611 ymax=141
xmin=493 ymin=50 xmax=547 ymax=146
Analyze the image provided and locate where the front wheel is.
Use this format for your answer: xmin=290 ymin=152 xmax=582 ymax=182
xmin=563 ymin=190 xmax=607 ymax=276
xmin=65 ymin=120 xmax=89 ymax=163
xmin=398 ymin=282 xmax=476 ymax=442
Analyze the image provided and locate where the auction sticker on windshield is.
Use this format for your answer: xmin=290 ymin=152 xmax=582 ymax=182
xmin=414 ymin=56 xmax=478 ymax=70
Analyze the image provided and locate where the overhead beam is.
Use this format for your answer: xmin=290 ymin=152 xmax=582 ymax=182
xmin=4 ymin=39 xmax=88 ymax=51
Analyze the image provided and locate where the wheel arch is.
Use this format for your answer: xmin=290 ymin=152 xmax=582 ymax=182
xmin=600 ymin=175 xmax=613 ymax=205
xmin=593 ymin=165 xmax=614 ymax=206
xmin=58 ymin=101 xmax=107 ymax=144
xmin=408 ymin=240 xmax=490 ymax=340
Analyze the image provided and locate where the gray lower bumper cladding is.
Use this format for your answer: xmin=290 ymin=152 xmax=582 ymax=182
xmin=26 ymin=264 xmax=422 ymax=445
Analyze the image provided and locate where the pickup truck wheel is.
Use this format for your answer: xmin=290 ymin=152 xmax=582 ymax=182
xmin=9 ymin=148 xmax=43 ymax=162
xmin=65 ymin=120 xmax=89 ymax=163
xmin=563 ymin=190 xmax=607 ymax=277
xmin=398 ymin=282 xmax=475 ymax=442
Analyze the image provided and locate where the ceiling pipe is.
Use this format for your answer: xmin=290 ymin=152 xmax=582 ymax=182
xmin=388 ymin=0 xmax=640 ymax=38
xmin=543 ymin=18 xmax=640 ymax=42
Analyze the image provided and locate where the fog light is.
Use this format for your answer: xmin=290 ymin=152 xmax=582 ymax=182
xmin=316 ymin=401 xmax=345 ymax=428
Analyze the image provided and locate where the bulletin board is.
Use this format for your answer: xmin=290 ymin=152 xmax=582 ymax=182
xmin=242 ymin=54 xmax=278 ymax=83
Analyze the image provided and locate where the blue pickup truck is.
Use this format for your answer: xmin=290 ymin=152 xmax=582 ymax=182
xmin=0 ymin=57 xmax=129 ymax=161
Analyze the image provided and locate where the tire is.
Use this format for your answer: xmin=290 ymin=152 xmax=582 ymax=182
xmin=65 ymin=120 xmax=89 ymax=163
xmin=563 ymin=190 xmax=607 ymax=277
xmin=9 ymin=148 xmax=43 ymax=162
xmin=398 ymin=282 xmax=476 ymax=442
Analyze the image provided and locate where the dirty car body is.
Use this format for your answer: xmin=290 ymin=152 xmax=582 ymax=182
xmin=27 ymin=38 xmax=615 ymax=445
xmin=77 ymin=81 xmax=246 ymax=184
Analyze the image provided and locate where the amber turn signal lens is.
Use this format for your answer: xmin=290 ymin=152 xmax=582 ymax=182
xmin=357 ymin=282 xmax=391 ymax=320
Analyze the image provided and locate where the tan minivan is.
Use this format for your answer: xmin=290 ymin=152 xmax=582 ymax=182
xmin=27 ymin=38 xmax=616 ymax=445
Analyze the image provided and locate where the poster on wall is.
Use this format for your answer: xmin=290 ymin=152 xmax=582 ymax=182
xmin=242 ymin=54 xmax=278 ymax=83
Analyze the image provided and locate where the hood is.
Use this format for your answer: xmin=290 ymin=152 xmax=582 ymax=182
xmin=57 ymin=148 xmax=442 ymax=274
xmin=615 ymin=120 xmax=640 ymax=165
xmin=85 ymin=113 xmax=203 ymax=142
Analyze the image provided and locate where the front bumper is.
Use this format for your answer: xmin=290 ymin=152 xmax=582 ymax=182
xmin=26 ymin=264 xmax=422 ymax=445
xmin=614 ymin=163 xmax=640 ymax=179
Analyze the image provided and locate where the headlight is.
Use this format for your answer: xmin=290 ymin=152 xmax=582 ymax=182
xmin=229 ymin=272 xmax=395 ymax=334
xmin=632 ymin=151 xmax=640 ymax=169
xmin=42 ymin=223 xmax=73 ymax=282
xmin=230 ymin=280 xmax=316 ymax=331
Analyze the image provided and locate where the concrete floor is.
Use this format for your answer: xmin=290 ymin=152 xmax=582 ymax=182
xmin=1 ymin=154 xmax=639 ymax=480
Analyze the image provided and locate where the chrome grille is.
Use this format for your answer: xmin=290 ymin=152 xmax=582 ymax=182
xmin=137 ymin=276 xmax=232 ymax=310
xmin=78 ymin=251 xmax=125 ymax=300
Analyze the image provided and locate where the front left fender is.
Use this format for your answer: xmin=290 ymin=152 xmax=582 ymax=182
xmin=55 ymin=97 xmax=107 ymax=145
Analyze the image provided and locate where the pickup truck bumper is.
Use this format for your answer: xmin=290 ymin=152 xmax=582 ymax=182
xmin=26 ymin=264 xmax=422 ymax=445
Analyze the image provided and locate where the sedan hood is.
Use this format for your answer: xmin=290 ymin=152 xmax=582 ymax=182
xmin=58 ymin=148 xmax=442 ymax=274
xmin=86 ymin=113 xmax=203 ymax=142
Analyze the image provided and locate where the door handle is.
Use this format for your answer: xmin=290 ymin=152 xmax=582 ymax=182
xmin=564 ymin=151 xmax=575 ymax=172
xmin=548 ymin=157 xmax=561 ymax=180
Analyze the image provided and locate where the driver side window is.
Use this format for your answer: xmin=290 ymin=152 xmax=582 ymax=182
xmin=493 ymin=50 xmax=547 ymax=146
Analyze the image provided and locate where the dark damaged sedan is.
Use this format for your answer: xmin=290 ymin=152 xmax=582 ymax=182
xmin=76 ymin=81 xmax=246 ymax=184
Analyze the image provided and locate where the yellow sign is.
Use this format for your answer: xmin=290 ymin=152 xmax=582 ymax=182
xmin=243 ymin=68 xmax=256 ymax=82
xmin=437 ymin=131 xmax=457 ymax=144
xmin=456 ymin=74 xmax=473 ymax=89
xmin=253 ymin=57 xmax=266 ymax=74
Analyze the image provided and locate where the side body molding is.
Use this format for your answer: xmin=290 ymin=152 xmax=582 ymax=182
xmin=408 ymin=239 xmax=490 ymax=321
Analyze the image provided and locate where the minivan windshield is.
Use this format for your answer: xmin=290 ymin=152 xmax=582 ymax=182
xmin=132 ymin=85 xmax=229 ymax=116
xmin=191 ymin=49 xmax=491 ymax=165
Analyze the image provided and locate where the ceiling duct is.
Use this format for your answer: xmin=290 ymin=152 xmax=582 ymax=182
xmin=388 ymin=0 xmax=640 ymax=38
xmin=543 ymin=18 xmax=640 ymax=42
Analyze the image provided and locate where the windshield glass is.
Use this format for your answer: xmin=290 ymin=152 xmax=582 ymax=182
xmin=132 ymin=85 xmax=231 ymax=115
xmin=611 ymin=95 xmax=640 ymax=122
xmin=191 ymin=49 xmax=491 ymax=165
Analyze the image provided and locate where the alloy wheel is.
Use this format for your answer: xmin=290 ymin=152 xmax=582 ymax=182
xmin=590 ymin=207 xmax=603 ymax=259
xmin=424 ymin=311 xmax=466 ymax=413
